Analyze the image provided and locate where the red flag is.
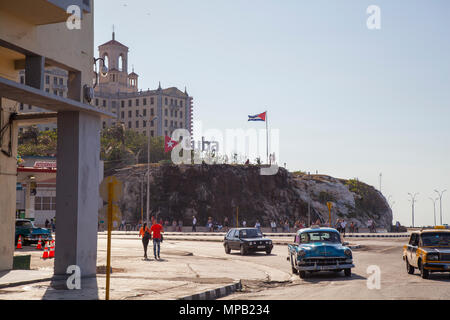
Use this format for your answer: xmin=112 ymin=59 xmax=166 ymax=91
xmin=165 ymin=135 xmax=179 ymax=153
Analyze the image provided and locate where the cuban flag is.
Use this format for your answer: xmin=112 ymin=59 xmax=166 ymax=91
xmin=165 ymin=135 xmax=179 ymax=153
xmin=248 ymin=112 xmax=266 ymax=122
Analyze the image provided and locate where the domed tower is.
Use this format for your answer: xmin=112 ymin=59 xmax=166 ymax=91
xmin=127 ymin=66 xmax=139 ymax=93
xmin=96 ymin=31 xmax=129 ymax=94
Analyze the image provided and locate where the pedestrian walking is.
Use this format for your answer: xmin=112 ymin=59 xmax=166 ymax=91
xmin=242 ymin=220 xmax=247 ymax=228
xmin=45 ymin=219 xmax=50 ymax=229
xmin=207 ymin=217 xmax=213 ymax=232
xmin=192 ymin=216 xmax=197 ymax=232
xmin=270 ymin=220 xmax=277 ymax=232
xmin=224 ymin=217 xmax=229 ymax=231
xmin=139 ymin=223 xmax=152 ymax=260
xmin=150 ymin=221 xmax=164 ymax=260
xmin=178 ymin=219 xmax=183 ymax=232
xmin=341 ymin=220 xmax=347 ymax=237
xmin=284 ymin=220 xmax=290 ymax=233
xmin=255 ymin=220 xmax=261 ymax=231
xmin=172 ymin=219 xmax=177 ymax=232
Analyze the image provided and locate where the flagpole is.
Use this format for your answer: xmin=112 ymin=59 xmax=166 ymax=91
xmin=266 ymin=110 xmax=269 ymax=165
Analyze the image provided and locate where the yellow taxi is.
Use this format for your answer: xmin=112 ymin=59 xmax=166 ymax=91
xmin=403 ymin=226 xmax=450 ymax=279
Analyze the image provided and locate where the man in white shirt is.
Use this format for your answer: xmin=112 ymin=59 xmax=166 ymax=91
xmin=192 ymin=216 xmax=197 ymax=232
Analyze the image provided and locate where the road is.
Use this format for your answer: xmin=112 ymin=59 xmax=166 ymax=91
xmin=2 ymin=235 xmax=449 ymax=299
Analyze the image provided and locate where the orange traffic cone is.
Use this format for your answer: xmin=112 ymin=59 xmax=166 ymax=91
xmin=49 ymin=241 xmax=55 ymax=258
xmin=16 ymin=235 xmax=23 ymax=249
xmin=36 ymin=236 xmax=42 ymax=250
xmin=42 ymin=242 xmax=49 ymax=259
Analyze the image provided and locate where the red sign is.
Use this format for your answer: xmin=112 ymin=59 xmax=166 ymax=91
xmin=34 ymin=161 xmax=57 ymax=169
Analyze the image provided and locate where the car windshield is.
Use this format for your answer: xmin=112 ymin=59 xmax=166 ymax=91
xmin=239 ymin=229 xmax=262 ymax=238
xmin=16 ymin=221 xmax=33 ymax=228
xmin=300 ymin=231 xmax=341 ymax=244
xmin=421 ymin=233 xmax=450 ymax=246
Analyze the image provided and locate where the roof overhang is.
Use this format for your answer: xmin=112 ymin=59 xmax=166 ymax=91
xmin=0 ymin=76 xmax=114 ymax=118
xmin=13 ymin=112 xmax=57 ymax=126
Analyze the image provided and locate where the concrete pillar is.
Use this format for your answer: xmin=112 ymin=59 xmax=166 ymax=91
xmin=0 ymin=98 xmax=18 ymax=271
xmin=54 ymin=111 xmax=101 ymax=277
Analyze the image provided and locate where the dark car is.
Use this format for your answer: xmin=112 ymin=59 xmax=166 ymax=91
xmin=15 ymin=219 xmax=52 ymax=245
xmin=223 ymin=228 xmax=273 ymax=255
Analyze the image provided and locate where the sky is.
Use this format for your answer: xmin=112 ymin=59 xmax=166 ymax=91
xmin=94 ymin=0 xmax=450 ymax=227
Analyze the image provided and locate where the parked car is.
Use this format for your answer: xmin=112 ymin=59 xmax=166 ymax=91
xmin=15 ymin=219 xmax=52 ymax=245
xmin=288 ymin=226 xmax=355 ymax=279
xmin=403 ymin=227 xmax=450 ymax=279
xmin=223 ymin=228 xmax=273 ymax=255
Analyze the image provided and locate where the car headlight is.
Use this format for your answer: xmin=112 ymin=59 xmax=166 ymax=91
xmin=298 ymin=250 xmax=306 ymax=257
xmin=344 ymin=249 xmax=352 ymax=257
xmin=427 ymin=253 xmax=439 ymax=261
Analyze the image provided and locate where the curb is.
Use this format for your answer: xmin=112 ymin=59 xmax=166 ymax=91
xmin=179 ymin=280 xmax=242 ymax=300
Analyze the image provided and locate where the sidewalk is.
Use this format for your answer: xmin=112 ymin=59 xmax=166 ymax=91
xmin=0 ymin=270 xmax=54 ymax=289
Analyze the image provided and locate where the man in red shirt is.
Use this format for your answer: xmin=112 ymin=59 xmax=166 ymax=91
xmin=150 ymin=222 xmax=164 ymax=260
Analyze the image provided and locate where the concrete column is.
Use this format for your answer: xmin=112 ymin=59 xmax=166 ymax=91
xmin=0 ymin=98 xmax=18 ymax=271
xmin=54 ymin=111 xmax=101 ymax=277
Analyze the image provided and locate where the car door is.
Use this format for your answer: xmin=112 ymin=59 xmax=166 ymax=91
xmin=409 ymin=234 xmax=419 ymax=267
xmin=230 ymin=229 xmax=241 ymax=250
xmin=406 ymin=234 xmax=415 ymax=263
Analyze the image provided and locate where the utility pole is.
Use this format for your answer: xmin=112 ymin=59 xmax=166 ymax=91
xmin=434 ymin=189 xmax=447 ymax=226
xmin=429 ymin=197 xmax=438 ymax=227
xmin=408 ymin=193 xmax=419 ymax=228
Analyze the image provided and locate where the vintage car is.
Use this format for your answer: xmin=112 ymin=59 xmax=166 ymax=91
xmin=15 ymin=219 xmax=52 ymax=245
xmin=223 ymin=228 xmax=273 ymax=255
xmin=403 ymin=227 xmax=450 ymax=279
xmin=288 ymin=226 xmax=355 ymax=279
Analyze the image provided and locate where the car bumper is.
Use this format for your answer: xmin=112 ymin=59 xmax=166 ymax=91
xmin=424 ymin=262 xmax=450 ymax=271
xmin=297 ymin=263 xmax=355 ymax=271
xmin=23 ymin=235 xmax=52 ymax=242
xmin=246 ymin=244 xmax=273 ymax=251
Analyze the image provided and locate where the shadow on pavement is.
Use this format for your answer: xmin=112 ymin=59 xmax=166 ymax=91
xmin=42 ymin=275 xmax=99 ymax=300
xmin=409 ymin=273 xmax=450 ymax=282
xmin=301 ymin=271 xmax=366 ymax=283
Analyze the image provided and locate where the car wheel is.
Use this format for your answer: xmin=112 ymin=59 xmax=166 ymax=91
xmin=266 ymin=249 xmax=272 ymax=255
xmin=299 ymin=271 xmax=306 ymax=279
xmin=224 ymin=244 xmax=231 ymax=254
xmin=344 ymin=268 xmax=352 ymax=277
xmin=419 ymin=260 xmax=429 ymax=279
xmin=240 ymin=245 xmax=246 ymax=256
xmin=406 ymin=258 xmax=414 ymax=274
xmin=290 ymin=255 xmax=298 ymax=274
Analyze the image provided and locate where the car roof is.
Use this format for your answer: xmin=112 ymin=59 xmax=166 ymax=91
xmin=230 ymin=228 xmax=259 ymax=231
xmin=297 ymin=227 xmax=339 ymax=233
xmin=413 ymin=229 xmax=450 ymax=234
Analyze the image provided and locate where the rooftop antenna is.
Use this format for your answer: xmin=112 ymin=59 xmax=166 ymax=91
xmin=112 ymin=25 xmax=115 ymax=40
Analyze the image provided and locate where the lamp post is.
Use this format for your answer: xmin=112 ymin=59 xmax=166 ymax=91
xmin=429 ymin=197 xmax=438 ymax=227
xmin=138 ymin=113 xmax=158 ymax=224
xmin=434 ymin=189 xmax=447 ymax=226
xmin=408 ymin=193 xmax=419 ymax=228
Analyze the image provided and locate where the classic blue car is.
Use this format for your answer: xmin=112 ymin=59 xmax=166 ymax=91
xmin=287 ymin=226 xmax=355 ymax=279
xmin=15 ymin=219 xmax=52 ymax=245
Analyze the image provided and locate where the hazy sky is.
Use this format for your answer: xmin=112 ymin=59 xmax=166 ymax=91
xmin=94 ymin=0 xmax=450 ymax=227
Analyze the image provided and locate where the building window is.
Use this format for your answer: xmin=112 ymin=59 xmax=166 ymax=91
xmin=151 ymin=108 xmax=154 ymax=116
xmin=128 ymin=110 xmax=132 ymax=117
xmin=136 ymin=121 xmax=139 ymax=128
xmin=103 ymin=121 xmax=106 ymax=128
xmin=53 ymin=77 xmax=58 ymax=85
xmin=135 ymin=110 xmax=139 ymax=117
xmin=143 ymin=120 xmax=147 ymax=127
xmin=170 ymin=98 xmax=173 ymax=105
xmin=175 ymin=110 xmax=178 ymax=117
xmin=59 ymin=91 xmax=63 ymax=97
xmin=151 ymin=97 xmax=154 ymax=105
xmin=121 ymin=111 xmax=124 ymax=119
xmin=95 ymin=99 xmax=99 ymax=106
xmin=128 ymin=121 xmax=132 ymax=129
xmin=165 ymin=120 xmax=168 ymax=127
xmin=53 ymin=90 xmax=58 ymax=95
xmin=121 ymin=101 xmax=125 ymax=108
xmin=19 ymin=103 xmax=24 ymax=110
xmin=128 ymin=100 xmax=132 ymax=107
xmin=45 ymin=88 xmax=50 ymax=93
xmin=175 ymin=121 xmax=178 ymax=127
xmin=165 ymin=97 xmax=168 ymax=105
xmin=164 ymin=109 xmax=168 ymax=116
xmin=180 ymin=122 xmax=183 ymax=127
xmin=143 ymin=98 xmax=147 ymax=105
xmin=103 ymin=100 xmax=106 ymax=107
xmin=136 ymin=99 xmax=139 ymax=106
xmin=59 ymin=78 xmax=63 ymax=85
xmin=35 ymin=197 xmax=56 ymax=211
xmin=151 ymin=130 xmax=154 ymax=137
xmin=112 ymin=101 xmax=116 ymax=109
xmin=170 ymin=120 xmax=173 ymax=127
xmin=143 ymin=109 xmax=147 ymax=116
xmin=45 ymin=75 xmax=50 ymax=84
xmin=180 ymin=111 xmax=183 ymax=118
xmin=180 ymin=101 xmax=183 ymax=107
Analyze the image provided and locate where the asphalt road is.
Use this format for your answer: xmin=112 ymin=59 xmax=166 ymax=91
xmin=3 ymin=236 xmax=450 ymax=300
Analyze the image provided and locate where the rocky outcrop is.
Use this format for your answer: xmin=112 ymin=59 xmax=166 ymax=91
xmin=109 ymin=164 xmax=392 ymax=229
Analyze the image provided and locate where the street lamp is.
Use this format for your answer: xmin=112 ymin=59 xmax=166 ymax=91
xmin=429 ymin=197 xmax=438 ymax=227
xmin=434 ymin=189 xmax=447 ymax=226
xmin=408 ymin=193 xmax=419 ymax=228
xmin=137 ymin=112 xmax=158 ymax=224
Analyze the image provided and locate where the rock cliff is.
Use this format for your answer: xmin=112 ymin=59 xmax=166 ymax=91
xmin=108 ymin=164 xmax=392 ymax=229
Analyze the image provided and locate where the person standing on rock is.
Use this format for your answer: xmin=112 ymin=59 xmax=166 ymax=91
xmin=139 ymin=223 xmax=152 ymax=260
xmin=151 ymin=221 xmax=164 ymax=260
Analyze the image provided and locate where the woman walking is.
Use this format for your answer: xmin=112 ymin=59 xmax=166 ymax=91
xmin=139 ymin=223 xmax=152 ymax=260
